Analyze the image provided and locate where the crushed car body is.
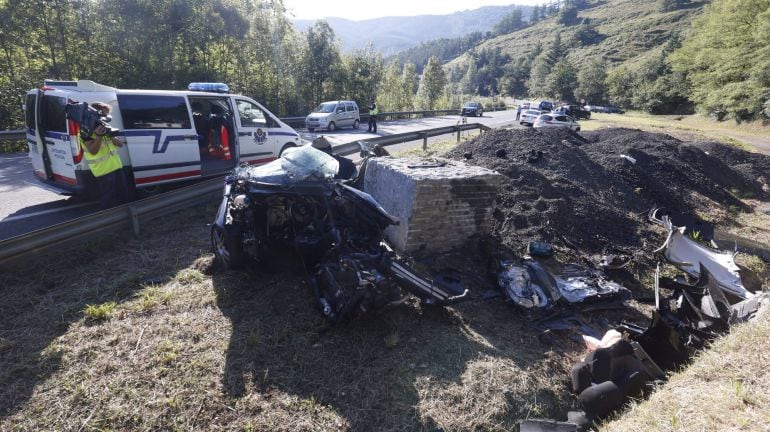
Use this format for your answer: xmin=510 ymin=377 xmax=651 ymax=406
xmin=653 ymin=214 xmax=752 ymax=300
xmin=497 ymin=258 xmax=629 ymax=309
xmin=211 ymin=144 xmax=468 ymax=322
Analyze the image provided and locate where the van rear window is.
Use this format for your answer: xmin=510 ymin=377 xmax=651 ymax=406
xmin=41 ymin=95 xmax=67 ymax=132
xmin=118 ymin=95 xmax=191 ymax=129
xmin=25 ymin=94 xmax=36 ymax=129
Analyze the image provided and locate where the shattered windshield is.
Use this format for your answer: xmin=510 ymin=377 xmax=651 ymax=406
xmin=313 ymin=102 xmax=337 ymax=113
xmin=236 ymin=145 xmax=339 ymax=187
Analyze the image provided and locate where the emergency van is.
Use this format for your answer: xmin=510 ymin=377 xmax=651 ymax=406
xmin=24 ymin=80 xmax=301 ymax=196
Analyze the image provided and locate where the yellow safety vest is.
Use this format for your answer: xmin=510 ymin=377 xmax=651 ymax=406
xmin=370 ymin=105 xmax=379 ymax=116
xmin=79 ymin=133 xmax=123 ymax=177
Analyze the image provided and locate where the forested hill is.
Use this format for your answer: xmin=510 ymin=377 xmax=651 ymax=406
xmin=448 ymin=0 xmax=706 ymax=72
xmin=293 ymin=5 xmax=534 ymax=55
xmin=433 ymin=0 xmax=726 ymax=116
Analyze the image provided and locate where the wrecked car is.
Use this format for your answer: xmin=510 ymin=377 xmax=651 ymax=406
xmin=211 ymin=143 xmax=467 ymax=322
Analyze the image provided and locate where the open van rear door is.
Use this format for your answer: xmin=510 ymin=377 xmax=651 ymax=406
xmin=31 ymin=91 xmax=79 ymax=188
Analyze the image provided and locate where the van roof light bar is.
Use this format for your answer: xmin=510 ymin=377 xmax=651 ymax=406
xmin=188 ymin=82 xmax=230 ymax=93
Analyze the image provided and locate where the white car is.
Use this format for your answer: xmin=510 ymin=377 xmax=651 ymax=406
xmin=533 ymin=114 xmax=581 ymax=131
xmin=519 ymin=109 xmax=541 ymax=126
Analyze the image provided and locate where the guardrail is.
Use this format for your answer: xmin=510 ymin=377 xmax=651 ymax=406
xmin=280 ymin=106 xmax=509 ymax=129
xmin=0 ymin=107 xmax=509 ymax=140
xmin=0 ymin=123 xmax=492 ymax=267
xmin=0 ymin=178 xmax=223 ymax=268
xmin=0 ymin=130 xmax=25 ymax=141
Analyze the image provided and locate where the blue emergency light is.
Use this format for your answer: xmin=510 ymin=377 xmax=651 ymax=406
xmin=188 ymin=82 xmax=230 ymax=93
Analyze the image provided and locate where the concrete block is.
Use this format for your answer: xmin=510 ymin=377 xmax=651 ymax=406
xmin=363 ymin=157 xmax=504 ymax=253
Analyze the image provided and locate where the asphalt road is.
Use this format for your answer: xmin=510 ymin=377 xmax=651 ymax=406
xmin=0 ymin=110 xmax=519 ymax=241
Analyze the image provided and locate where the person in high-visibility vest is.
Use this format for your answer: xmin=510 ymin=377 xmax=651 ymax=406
xmin=77 ymin=102 xmax=131 ymax=209
xmin=367 ymin=101 xmax=379 ymax=133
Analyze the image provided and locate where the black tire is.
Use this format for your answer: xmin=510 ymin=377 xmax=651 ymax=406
xmin=328 ymin=122 xmax=336 ymax=131
xmin=211 ymin=224 xmax=244 ymax=270
xmin=353 ymin=119 xmax=360 ymax=129
xmin=308 ymin=128 xmax=315 ymax=132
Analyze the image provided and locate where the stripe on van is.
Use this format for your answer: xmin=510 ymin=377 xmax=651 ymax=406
xmin=135 ymin=170 xmax=201 ymax=185
xmin=132 ymin=161 xmax=201 ymax=172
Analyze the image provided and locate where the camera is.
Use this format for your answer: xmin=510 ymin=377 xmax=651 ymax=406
xmin=65 ymin=102 xmax=120 ymax=137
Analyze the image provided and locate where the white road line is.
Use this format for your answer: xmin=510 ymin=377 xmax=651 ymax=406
xmin=2 ymin=201 xmax=94 ymax=222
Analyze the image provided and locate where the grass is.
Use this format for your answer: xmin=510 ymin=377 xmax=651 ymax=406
xmin=83 ymin=302 xmax=117 ymax=323
xmin=583 ymin=111 xmax=769 ymax=152
xmin=599 ymin=313 xmax=770 ymax=432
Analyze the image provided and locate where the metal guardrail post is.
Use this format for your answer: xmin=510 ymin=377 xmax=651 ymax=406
xmin=421 ymin=132 xmax=428 ymax=150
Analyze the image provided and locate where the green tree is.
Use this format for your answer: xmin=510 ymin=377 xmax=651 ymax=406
xmin=528 ymin=34 xmax=563 ymax=97
xmin=415 ymin=56 xmax=446 ymax=110
xmin=343 ymin=45 xmax=383 ymax=108
xmin=670 ymin=0 xmax=770 ymax=120
xmin=299 ymin=20 xmax=343 ymax=106
xmin=493 ymin=8 xmax=524 ymax=35
xmin=575 ymin=58 xmax=608 ymax=104
xmin=401 ymin=63 xmax=418 ymax=109
xmin=545 ymin=59 xmax=577 ymax=102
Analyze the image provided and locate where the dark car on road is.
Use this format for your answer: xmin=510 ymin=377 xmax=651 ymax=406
xmin=555 ymin=104 xmax=591 ymax=120
xmin=461 ymin=102 xmax=484 ymax=117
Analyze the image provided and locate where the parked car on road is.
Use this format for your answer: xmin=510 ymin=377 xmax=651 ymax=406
xmin=460 ymin=102 xmax=484 ymax=117
xmin=533 ymin=114 xmax=581 ymax=131
xmin=605 ymin=105 xmax=625 ymax=114
xmin=305 ymin=100 xmax=360 ymax=131
xmin=519 ymin=109 xmax=542 ymax=126
xmin=585 ymin=105 xmax=625 ymax=114
xmin=555 ymin=104 xmax=591 ymax=120
xmin=538 ymin=100 xmax=554 ymax=112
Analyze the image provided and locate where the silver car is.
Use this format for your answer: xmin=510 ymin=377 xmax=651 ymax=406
xmin=305 ymin=100 xmax=360 ymax=132
xmin=519 ymin=109 xmax=541 ymax=126
xmin=533 ymin=114 xmax=581 ymax=131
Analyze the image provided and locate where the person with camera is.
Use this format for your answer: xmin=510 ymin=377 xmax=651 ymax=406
xmin=77 ymin=102 xmax=131 ymax=209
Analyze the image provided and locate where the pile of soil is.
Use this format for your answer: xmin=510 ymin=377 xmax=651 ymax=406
xmin=443 ymin=127 xmax=770 ymax=261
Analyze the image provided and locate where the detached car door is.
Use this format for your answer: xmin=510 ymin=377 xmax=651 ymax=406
xmin=118 ymin=94 xmax=202 ymax=186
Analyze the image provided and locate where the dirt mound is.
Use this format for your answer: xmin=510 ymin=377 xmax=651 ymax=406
xmin=444 ymin=128 xmax=770 ymax=256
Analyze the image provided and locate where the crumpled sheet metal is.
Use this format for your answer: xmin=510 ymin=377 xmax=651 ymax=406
xmin=656 ymin=219 xmax=751 ymax=300
xmin=498 ymin=260 xmax=627 ymax=309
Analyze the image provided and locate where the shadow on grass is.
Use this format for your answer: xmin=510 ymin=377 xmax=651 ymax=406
xmin=212 ymin=256 xmax=651 ymax=430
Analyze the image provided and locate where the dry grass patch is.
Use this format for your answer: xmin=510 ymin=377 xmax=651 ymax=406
xmin=600 ymin=313 xmax=770 ymax=432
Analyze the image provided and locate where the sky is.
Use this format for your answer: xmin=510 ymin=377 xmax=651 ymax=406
xmin=283 ymin=0 xmax=550 ymax=21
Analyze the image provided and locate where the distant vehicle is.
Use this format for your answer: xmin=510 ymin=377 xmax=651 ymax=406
xmin=533 ymin=113 xmax=581 ymax=131
xmin=538 ymin=100 xmax=554 ymax=112
xmin=305 ymin=100 xmax=360 ymax=131
xmin=585 ymin=105 xmax=625 ymax=114
xmin=519 ymin=109 xmax=542 ymax=126
xmin=460 ymin=102 xmax=484 ymax=117
xmin=555 ymin=104 xmax=591 ymax=120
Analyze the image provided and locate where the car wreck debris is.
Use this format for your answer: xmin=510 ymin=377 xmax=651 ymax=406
xmin=653 ymin=214 xmax=751 ymax=300
xmin=497 ymin=259 xmax=629 ymax=309
xmin=211 ymin=144 xmax=468 ymax=322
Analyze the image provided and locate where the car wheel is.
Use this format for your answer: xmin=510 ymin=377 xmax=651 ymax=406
xmin=353 ymin=119 xmax=359 ymax=129
xmin=328 ymin=122 xmax=336 ymax=131
xmin=279 ymin=143 xmax=296 ymax=156
xmin=211 ymin=223 xmax=244 ymax=271
xmin=575 ymin=127 xmax=581 ymax=132
xmin=586 ymin=113 xmax=591 ymax=119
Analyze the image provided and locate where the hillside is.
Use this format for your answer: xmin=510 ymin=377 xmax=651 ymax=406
xmin=294 ymin=5 xmax=533 ymax=55
xmin=445 ymin=0 xmax=708 ymax=79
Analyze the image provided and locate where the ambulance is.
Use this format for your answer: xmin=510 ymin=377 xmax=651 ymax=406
xmin=24 ymin=80 xmax=301 ymax=196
